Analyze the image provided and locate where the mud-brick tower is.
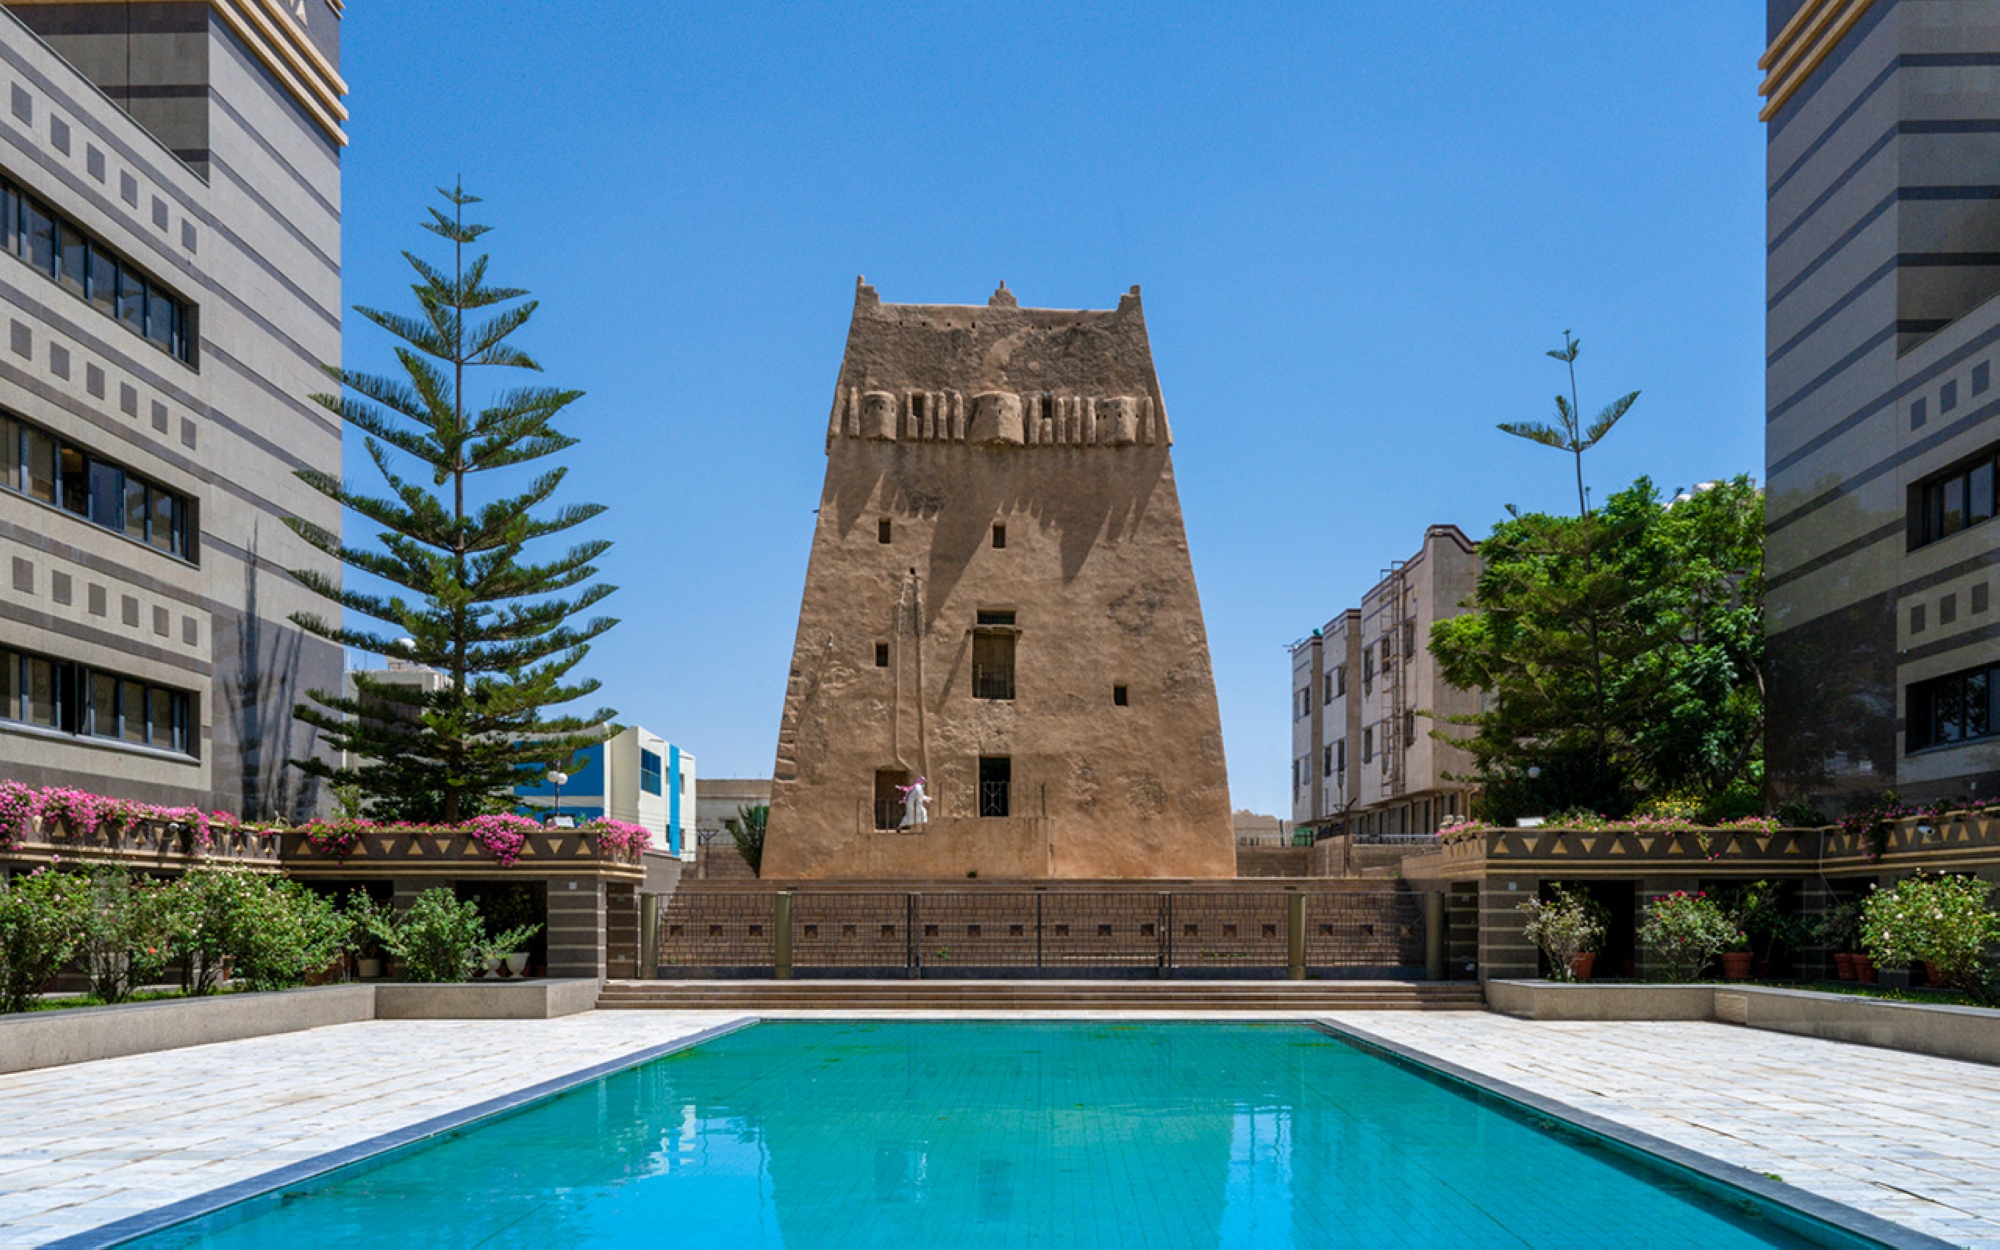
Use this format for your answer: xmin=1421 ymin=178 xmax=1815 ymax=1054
xmin=762 ymin=280 xmax=1233 ymax=879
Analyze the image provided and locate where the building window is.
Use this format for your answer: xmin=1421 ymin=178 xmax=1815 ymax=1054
xmin=1403 ymin=621 xmax=1416 ymax=658
xmin=1322 ymin=744 xmax=1332 ymax=777
xmin=1323 ymin=673 xmax=1332 ymax=703
xmin=0 ymin=413 xmax=194 ymax=559
xmin=1911 ymin=448 xmax=2000 ymax=549
xmin=1298 ymin=686 xmax=1311 ymax=718
xmin=1912 ymin=396 xmax=1928 ymax=429
xmin=1908 ymin=663 xmax=1997 ymax=752
xmin=0 ymin=647 xmax=189 ymax=752
xmin=874 ymin=768 xmax=910 ymax=829
xmin=1 ymin=178 xmax=193 ymax=364
xmin=973 ymin=611 xmax=1016 ymax=700
xmin=978 ymin=756 xmax=1011 ymax=817
xmin=1975 ymin=361 xmax=1991 ymax=396
xmin=875 ymin=642 xmax=890 ymax=668
xmin=1942 ymin=379 xmax=1959 ymax=414
xmin=992 ymin=523 xmax=1006 ymax=549
xmin=877 ymin=517 xmax=892 ymax=544
xmin=1335 ymin=665 xmax=1346 ymax=696
xmin=1335 ymin=738 xmax=1346 ymax=773
xmin=1362 ymin=726 xmax=1374 ymax=763
xmin=1403 ymin=709 xmax=1417 ymax=746
xmin=1113 ymin=684 xmax=1128 ymax=706
xmin=1362 ymin=647 xmax=1375 ymax=690
xmin=640 ymin=748 xmax=663 ymax=796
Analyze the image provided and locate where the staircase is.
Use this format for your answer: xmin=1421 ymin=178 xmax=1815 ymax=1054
xmin=597 ymin=979 xmax=1484 ymax=1012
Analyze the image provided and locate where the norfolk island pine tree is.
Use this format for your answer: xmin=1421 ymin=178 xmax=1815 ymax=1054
xmin=283 ymin=185 xmax=618 ymax=823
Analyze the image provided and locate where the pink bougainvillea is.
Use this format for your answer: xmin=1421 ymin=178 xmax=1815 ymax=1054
xmin=465 ymin=813 xmax=541 ymax=867
xmin=583 ymin=818 xmax=653 ymax=858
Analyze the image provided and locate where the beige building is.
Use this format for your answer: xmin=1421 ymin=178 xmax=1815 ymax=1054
xmin=762 ymin=280 xmax=1233 ymax=880
xmin=1291 ymin=525 xmax=1479 ymax=836
xmin=0 ymin=2 xmax=345 ymax=819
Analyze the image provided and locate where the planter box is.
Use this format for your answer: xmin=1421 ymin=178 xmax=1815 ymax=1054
xmin=0 ymin=985 xmax=374 ymax=1075
xmin=375 ymin=979 xmax=602 ymax=1020
xmin=1490 ymin=980 xmax=2000 ymax=1067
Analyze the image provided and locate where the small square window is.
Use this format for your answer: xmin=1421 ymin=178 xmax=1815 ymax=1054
xmin=992 ymin=523 xmax=1006 ymax=549
xmin=875 ymin=642 xmax=889 ymax=667
xmin=877 ymin=517 xmax=892 ymax=544
xmin=1113 ymin=684 xmax=1128 ymax=706
xmin=1912 ymin=397 xmax=1928 ymax=430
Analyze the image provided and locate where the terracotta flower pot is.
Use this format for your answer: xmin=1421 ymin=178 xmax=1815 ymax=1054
xmin=1721 ymin=951 xmax=1754 ymax=980
xmin=1833 ymin=952 xmax=1855 ymax=981
xmin=1853 ymin=954 xmax=1877 ymax=984
xmin=1568 ymin=952 xmax=1596 ymax=982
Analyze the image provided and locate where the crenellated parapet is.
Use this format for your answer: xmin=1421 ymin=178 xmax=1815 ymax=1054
xmin=824 ymin=279 xmax=1172 ymax=452
xmin=828 ymin=386 xmax=1168 ymax=448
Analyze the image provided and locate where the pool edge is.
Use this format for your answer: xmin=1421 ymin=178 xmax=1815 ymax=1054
xmin=53 ymin=1015 xmax=764 ymax=1250
xmin=1315 ymin=1019 xmax=1952 ymax=1250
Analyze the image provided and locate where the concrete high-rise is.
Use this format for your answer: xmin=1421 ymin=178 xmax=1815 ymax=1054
xmin=0 ymin=2 xmax=344 ymax=818
xmin=763 ymin=281 xmax=1233 ymax=879
xmin=1763 ymin=0 xmax=2000 ymax=806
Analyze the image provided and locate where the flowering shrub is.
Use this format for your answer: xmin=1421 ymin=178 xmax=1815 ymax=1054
xmin=1518 ymin=885 xmax=1604 ymax=981
xmin=301 ymin=821 xmax=367 ymax=862
xmin=583 ymin=818 xmax=652 ymax=858
xmin=465 ymin=813 xmax=540 ymax=868
xmin=0 ymin=781 xmax=35 ymax=850
xmin=1639 ymin=890 xmax=1742 ymax=982
xmin=0 ymin=867 xmax=92 ymax=1012
xmin=1861 ymin=873 xmax=2000 ymax=1001
xmin=0 ymin=783 xmax=245 ymax=852
xmin=1436 ymin=817 xmax=1491 ymax=843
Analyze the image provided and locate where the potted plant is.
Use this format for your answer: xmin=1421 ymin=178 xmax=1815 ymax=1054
xmin=343 ymin=891 xmax=393 ymax=980
xmin=1813 ymin=898 xmax=1864 ymax=982
xmin=482 ymin=886 xmax=542 ymax=978
xmin=1638 ymin=890 xmax=1739 ymax=982
xmin=1718 ymin=879 xmax=1776 ymax=980
xmin=1518 ymin=885 xmax=1605 ymax=982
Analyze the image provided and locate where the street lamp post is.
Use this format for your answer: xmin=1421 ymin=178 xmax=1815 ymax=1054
xmin=547 ymin=769 xmax=568 ymax=826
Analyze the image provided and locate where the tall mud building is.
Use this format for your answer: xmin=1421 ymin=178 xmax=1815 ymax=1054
xmin=763 ymin=281 xmax=1232 ymax=879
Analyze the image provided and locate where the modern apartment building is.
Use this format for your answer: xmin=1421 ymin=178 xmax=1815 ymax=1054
xmin=0 ymin=2 xmax=344 ymax=819
xmin=515 ymin=725 xmax=696 ymax=857
xmin=1290 ymin=525 xmax=1479 ymax=836
xmin=1762 ymin=0 xmax=2000 ymax=807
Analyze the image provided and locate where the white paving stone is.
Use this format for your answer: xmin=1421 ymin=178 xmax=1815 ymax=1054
xmin=0 ymin=1009 xmax=1994 ymax=1245
xmin=1327 ymin=1011 xmax=2000 ymax=1247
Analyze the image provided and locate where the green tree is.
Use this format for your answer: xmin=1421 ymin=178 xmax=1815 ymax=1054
xmin=1431 ymin=477 xmax=1764 ymax=822
xmin=724 ymin=803 xmax=768 ymax=876
xmin=1496 ymin=332 xmax=1639 ymax=518
xmin=0 ymin=869 xmax=90 ymax=1013
xmin=285 ymin=186 xmax=617 ymax=823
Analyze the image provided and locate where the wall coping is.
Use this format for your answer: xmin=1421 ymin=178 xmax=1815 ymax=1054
xmin=0 ymin=979 xmax=606 ymax=1075
xmin=1487 ymin=980 xmax=2000 ymax=1066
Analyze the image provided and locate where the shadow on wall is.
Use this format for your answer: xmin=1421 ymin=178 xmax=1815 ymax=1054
xmin=222 ymin=524 xmax=327 ymax=822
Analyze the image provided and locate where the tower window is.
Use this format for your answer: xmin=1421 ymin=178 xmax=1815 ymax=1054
xmin=973 ymin=613 xmax=1016 ymax=700
xmin=875 ymin=642 xmax=889 ymax=668
xmin=978 ymin=756 xmax=1011 ymax=817
xmin=877 ymin=518 xmax=892 ymax=544
xmin=992 ymin=523 xmax=1006 ymax=549
xmin=1113 ymin=684 xmax=1128 ymax=706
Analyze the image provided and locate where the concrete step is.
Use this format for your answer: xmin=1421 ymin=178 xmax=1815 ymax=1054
xmin=597 ymin=979 xmax=1484 ymax=1011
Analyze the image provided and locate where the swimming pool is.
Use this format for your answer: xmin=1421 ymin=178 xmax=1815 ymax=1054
xmin=123 ymin=1020 xmax=1882 ymax=1248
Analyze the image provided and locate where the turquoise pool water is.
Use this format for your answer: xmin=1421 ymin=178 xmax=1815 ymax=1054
xmin=133 ymin=1021 xmax=1840 ymax=1248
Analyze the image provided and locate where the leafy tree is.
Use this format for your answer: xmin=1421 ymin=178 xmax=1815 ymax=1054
xmin=80 ymin=867 xmax=178 ymax=1004
xmin=1431 ymin=476 xmax=1764 ymax=822
xmin=725 ymin=803 xmax=768 ymax=876
xmin=285 ymin=186 xmax=617 ymax=823
xmin=1497 ymin=332 xmax=1639 ymax=518
xmin=0 ymin=869 xmax=90 ymax=1013
xmin=363 ymin=888 xmax=539 ymax=983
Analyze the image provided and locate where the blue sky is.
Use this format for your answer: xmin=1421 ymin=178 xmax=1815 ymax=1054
xmin=337 ymin=2 xmax=1766 ymax=817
